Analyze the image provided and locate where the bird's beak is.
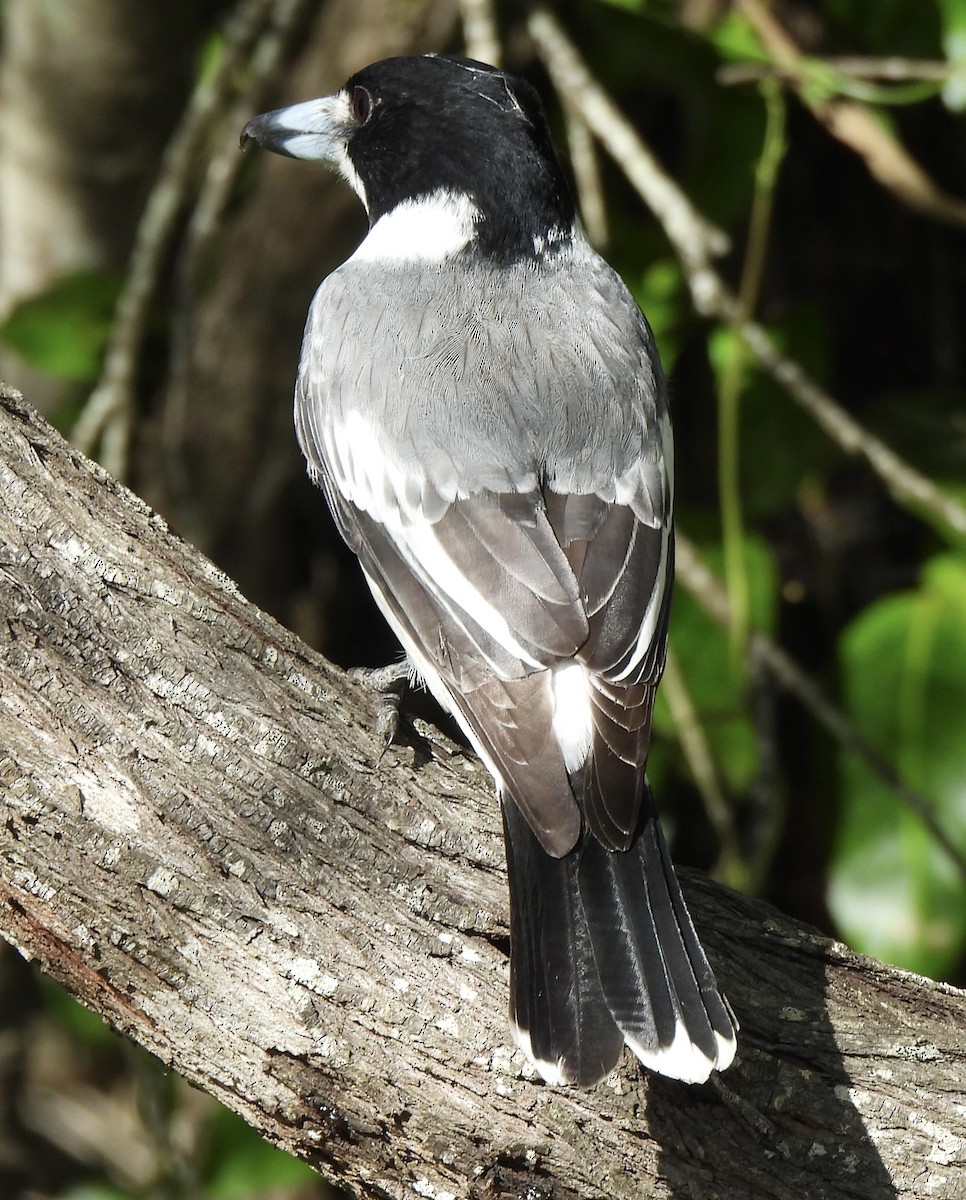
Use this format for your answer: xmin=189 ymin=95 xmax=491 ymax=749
xmin=240 ymin=95 xmax=349 ymax=162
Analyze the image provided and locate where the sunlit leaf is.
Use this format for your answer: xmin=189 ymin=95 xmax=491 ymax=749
xmin=830 ymin=553 xmax=966 ymax=977
xmin=938 ymin=0 xmax=966 ymax=109
xmin=705 ymin=11 xmax=768 ymax=64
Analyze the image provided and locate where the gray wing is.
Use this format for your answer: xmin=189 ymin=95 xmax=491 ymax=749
xmin=544 ymin=490 xmax=673 ymax=851
xmin=297 ymin=244 xmax=673 ymax=857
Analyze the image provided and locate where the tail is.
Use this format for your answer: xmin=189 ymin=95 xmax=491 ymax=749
xmin=502 ymin=793 xmax=737 ymax=1087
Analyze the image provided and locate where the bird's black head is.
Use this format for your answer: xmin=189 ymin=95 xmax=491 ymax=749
xmin=241 ymin=54 xmax=576 ymax=264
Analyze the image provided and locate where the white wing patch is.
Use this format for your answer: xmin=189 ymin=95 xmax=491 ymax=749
xmin=326 ymin=408 xmax=417 ymax=516
xmin=551 ymin=661 xmax=593 ymax=771
xmin=400 ymin=522 xmax=547 ymax=668
xmin=315 ymin=405 xmax=554 ymax=670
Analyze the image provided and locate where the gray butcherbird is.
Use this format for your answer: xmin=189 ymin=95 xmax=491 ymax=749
xmin=241 ymin=54 xmax=737 ymax=1087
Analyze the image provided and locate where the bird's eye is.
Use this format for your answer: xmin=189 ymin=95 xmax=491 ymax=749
xmin=351 ymin=86 xmax=372 ymax=125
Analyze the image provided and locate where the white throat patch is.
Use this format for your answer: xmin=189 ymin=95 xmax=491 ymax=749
xmin=350 ymin=191 xmax=479 ymax=264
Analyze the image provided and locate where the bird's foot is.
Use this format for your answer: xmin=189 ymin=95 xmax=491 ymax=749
xmin=349 ymin=660 xmax=413 ymax=752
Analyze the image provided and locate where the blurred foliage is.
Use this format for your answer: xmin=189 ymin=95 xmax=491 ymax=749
xmin=831 ymin=552 xmax=966 ymax=977
xmin=202 ymin=1109 xmax=319 ymax=1199
xmin=0 ymin=273 xmax=121 ymax=384
xmin=2 ymin=0 xmax=966 ymax=1195
xmin=653 ymin=534 xmax=779 ymax=799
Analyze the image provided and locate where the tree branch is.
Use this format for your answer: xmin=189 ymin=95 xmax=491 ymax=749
xmin=2 ymin=383 xmax=965 ymax=1198
xmin=736 ymin=0 xmax=966 ymax=227
xmin=527 ymin=8 xmax=966 ymax=544
xmin=70 ymin=0 xmax=306 ymax=477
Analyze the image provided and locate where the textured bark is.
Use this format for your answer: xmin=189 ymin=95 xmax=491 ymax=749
xmin=1 ymin=382 xmax=965 ymax=1199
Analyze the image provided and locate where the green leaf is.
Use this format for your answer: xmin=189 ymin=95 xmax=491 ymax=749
xmin=631 ymin=257 xmax=687 ymax=370
xmin=705 ymin=11 xmax=768 ymax=65
xmin=830 ymin=553 xmax=966 ymax=977
xmin=202 ymin=1108 xmax=316 ymax=1197
xmin=938 ymin=0 xmax=966 ymax=109
xmin=0 ymin=271 xmax=121 ymax=382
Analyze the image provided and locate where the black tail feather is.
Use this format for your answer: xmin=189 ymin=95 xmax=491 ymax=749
xmin=502 ymin=800 xmax=624 ymax=1086
xmin=503 ymin=792 xmax=737 ymax=1086
xmin=647 ymin=816 xmax=738 ymax=1052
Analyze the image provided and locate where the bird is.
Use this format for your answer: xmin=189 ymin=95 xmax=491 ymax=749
xmin=241 ymin=53 xmax=737 ymax=1087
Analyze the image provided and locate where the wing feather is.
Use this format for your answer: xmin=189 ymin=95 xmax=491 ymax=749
xmin=296 ymin=251 xmax=674 ymax=859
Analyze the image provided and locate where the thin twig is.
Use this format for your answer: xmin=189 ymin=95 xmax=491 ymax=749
xmin=674 ymin=534 xmax=966 ymax=882
xmin=736 ymin=0 xmax=966 ymax=226
xmin=528 ymin=11 xmax=730 ymax=265
xmin=824 ymin=56 xmax=959 ymax=82
xmin=719 ymin=57 xmax=956 ymax=87
xmin=732 ymin=315 xmax=966 ymax=540
xmin=661 ymin=646 xmax=745 ymax=887
xmin=72 ymin=0 xmax=281 ymax=477
xmin=527 ymin=7 xmax=966 ymax=541
xmin=562 ymin=96 xmax=608 ymax=246
xmin=458 ymin=0 xmax=501 ymax=67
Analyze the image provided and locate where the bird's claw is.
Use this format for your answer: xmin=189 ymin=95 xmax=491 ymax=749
xmin=349 ymin=660 xmax=412 ymax=754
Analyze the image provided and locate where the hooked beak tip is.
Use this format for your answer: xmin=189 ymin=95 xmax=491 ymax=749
xmin=239 ymin=98 xmax=344 ymax=164
xmin=239 ymin=111 xmax=296 ymax=156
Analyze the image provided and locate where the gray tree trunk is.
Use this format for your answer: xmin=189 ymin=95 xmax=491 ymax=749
xmin=1 ymin=383 xmax=964 ymax=1199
